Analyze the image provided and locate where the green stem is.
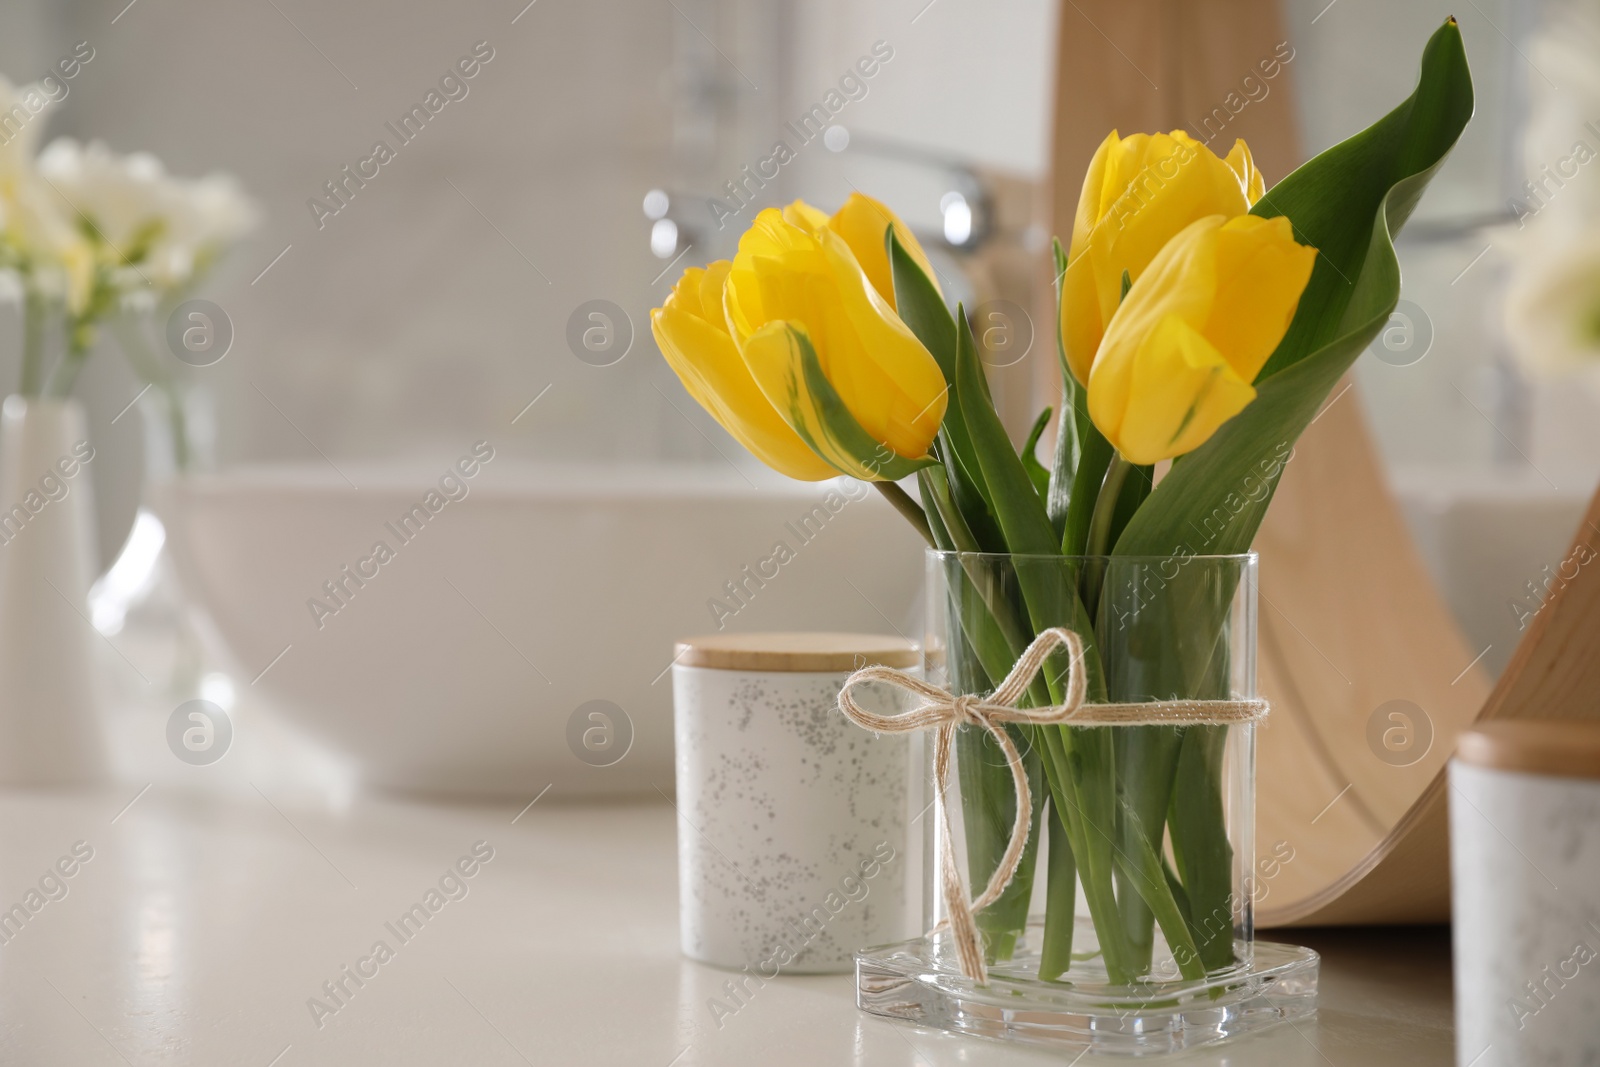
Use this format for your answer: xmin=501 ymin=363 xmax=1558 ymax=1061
xmin=921 ymin=470 xmax=1053 ymax=707
xmin=44 ymin=325 xmax=93 ymax=398
xmin=1045 ymin=384 xmax=1078 ymax=538
xmin=109 ymin=314 xmax=196 ymax=473
xmin=1038 ymin=724 xmax=1136 ymax=984
xmin=164 ymin=382 xmax=192 ymax=472
xmin=1168 ymin=725 xmax=1237 ymax=972
xmin=1037 ymin=794 xmax=1077 ymax=980
xmin=18 ymin=290 xmax=46 ymax=397
xmin=1082 ymin=452 xmax=1132 ymax=616
xmin=1108 ymin=802 xmax=1207 ymax=982
xmin=1085 ymin=452 xmax=1131 ymax=558
xmin=919 ymin=466 xmax=977 ymax=552
xmin=1112 ymin=726 xmax=1185 ymax=975
xmin=925 ymin=531 xmax=1043 ymax=966
xmin=1059 ymin=422 xmax=1112 ymax=556
xmin=956 ymin=724 xmax=1042 ymax=962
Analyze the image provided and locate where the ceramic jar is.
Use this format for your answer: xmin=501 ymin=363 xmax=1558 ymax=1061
xmin=672 ymin=632 xmax=916 ymax=974
xmin=0 ymin=396 xmax=107 ymax=785
xmin=1452 ymin=721 xmax=1600 ymax=1067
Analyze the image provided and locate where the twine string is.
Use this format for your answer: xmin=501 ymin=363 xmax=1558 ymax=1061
xmin=836 ymin=626 xmax=1268 ymax=984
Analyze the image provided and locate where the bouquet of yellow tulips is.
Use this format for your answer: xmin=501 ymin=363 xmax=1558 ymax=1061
xmin=655 ymin=20 xmax=1472 ymax=985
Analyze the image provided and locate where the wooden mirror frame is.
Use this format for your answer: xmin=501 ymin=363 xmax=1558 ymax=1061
xmin=1040 ymin=0 xmax=1600 ymax=925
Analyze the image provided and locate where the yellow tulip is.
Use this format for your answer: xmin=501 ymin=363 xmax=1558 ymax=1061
xmin=721 ymin=205 xmax=947 ymax=480
xmin=1087 ymin=214 xmax=1316 ymax=465
xmin=651 ymin=261 xmax=838 ymax=481
xmin=782 ymin=192 xmax=941 ymax=310
xmin=1061 ymin=130 xmax=1263 ymax=384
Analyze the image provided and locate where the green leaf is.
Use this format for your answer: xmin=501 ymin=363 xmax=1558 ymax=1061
xmin=1109 ymin=786 xmax=1206 ymax=981
xmin=919 ymin=465 xmax=978 ymax=552
xmin=1167 ymin=725 xmax=1235 ymax=972
xmin=780 ymin=327 xmax=939 ymax=482
xmin=888 ymin=229 xmax=956 ymax=384
xmin=1059 ymin=402 xmax=1111 ymax=557
xmin=889 ymin=231 xmax=1007 ymax=551
xmin=1046 ymin=240 xmax=1080 ymax=537
xmin=1110 ymin=724 xmax=1184 ymax=975
xmin=1106 ymin=461 xmax=1154 ymax=548
xmin=954 ymin=302 xmax=1110 ymax=695
xmin=1049 ymin=240 xmax=1115 ymax=557
xmin=1021 ymin=406 xmax=1052 ymax=500
xmin=918 ymin=469 xmax=957 ymax=551
xmin=1114 ymin=18 xmax=1473 ymax=558
xmin=956 ymin=307 xmax=1058 ymax=557
xmin=1045 ymin=387 xmax=1075 ymax=542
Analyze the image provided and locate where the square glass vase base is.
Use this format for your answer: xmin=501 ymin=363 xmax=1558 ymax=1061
xmin=856 ymin=918 xmax=1318 ymax=1057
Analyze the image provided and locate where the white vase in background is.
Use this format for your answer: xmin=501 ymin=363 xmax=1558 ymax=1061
xmin=0 ymin=395 xmax=108 ymax=785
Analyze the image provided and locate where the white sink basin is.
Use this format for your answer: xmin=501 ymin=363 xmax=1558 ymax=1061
xmin=1392 ymin=462 xmax=1595 ymax=678
xmin=155 ymin=461 xmax=925 ymax=799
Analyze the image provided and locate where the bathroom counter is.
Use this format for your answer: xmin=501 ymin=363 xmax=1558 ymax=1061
xmin=0 ymin=788 xmax=1455 ymax=1064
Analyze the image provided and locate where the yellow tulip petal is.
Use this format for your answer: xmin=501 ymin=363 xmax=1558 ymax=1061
xmin=738 ymin=323 xmax=858 ymax=479
xmin=740 ymin=321 xmax=868 ymax=478
xmin=724 ymin=208 xmax=817 ymax=342
xmin=1087 ymin=210 xmax=1314 ymax=463
xmin=1224 ymin=139 xmax=1265 ymax=205
xmin=825 ymin=192 xmax=940 ymax=309
xmin=1060 ymin=130 xmax=1264 ymax=384
xmin=1107 ymin=314 xmax=1257 ymax=465
xmin=1084 ymin=134 xmax=1252 ymax=328
xmin=667 ymin=198 xmax=950 ymax=482
xmin=742 ymin=206 xmax=813 ymax=261
xmin=1092 ymin=214 xmax=1225 ymax=360
xmin=738 ymin=322 xmax=938 ymax=482
xmin=781 ymin=199 xmax=831 ymax=233
xmin=736 ymin=321 xmax=838 ymax=467
xmin=1071 ymin=130 xmax=1118 ymax=255
xmin=1202 ymin=215 xmax=1317 ymax=380
xmin=652 ymin=290 xmax=837 ymax=481
xmin=724 ymin=209 xmax=947 ymax=463
xmin=814 ymin=228 xmax=947 ymax=455
xmin=694 ymin=260 xmax=734 ymax=332
xmin=1061 ymin=245 xmax=1106 ymax=384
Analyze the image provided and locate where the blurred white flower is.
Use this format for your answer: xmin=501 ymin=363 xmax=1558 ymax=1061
xmin=35 ymin=137 xmax=259 ymax=293
xmin=1504 ymin=231 xmax=1600 ymax=375
xmin=0 ymin=75 xmax=60 ymax=179
xmin=0 ymin=174 xmax=94 ymax=313
xmin=0 ymin=73 xmax=258 ymax=398
xmin=1518 ymin=2 xmax=1600 ymax=239
xmin=1503 ymin=1 xmax=1600 ymax=384
xmin=0 ymin=76 xmax=94 ymax=312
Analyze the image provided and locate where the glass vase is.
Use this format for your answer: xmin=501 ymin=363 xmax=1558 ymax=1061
xmin=855 ymin=550 xmax=1317 ymax=1055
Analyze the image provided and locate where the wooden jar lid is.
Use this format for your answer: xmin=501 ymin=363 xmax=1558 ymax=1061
xmin=1456 ymin=721 xmax=1600 ymax=781
xmin=673 ymin=632 xmax=920 ymax=672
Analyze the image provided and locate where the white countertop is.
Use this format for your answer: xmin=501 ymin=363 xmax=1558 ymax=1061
xmin=0 ymin=788 xmax=1454 ymax=1065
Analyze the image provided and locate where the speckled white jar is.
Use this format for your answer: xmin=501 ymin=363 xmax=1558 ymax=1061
xmin=1451 ymin=722 xmax=1600 ymax=1067
xmin=672 ymin=633 xmax=916 ymax=974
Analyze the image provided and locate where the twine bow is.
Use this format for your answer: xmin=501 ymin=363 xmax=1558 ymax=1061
xmin=836 ymin=626 xmax=1268 ymax=984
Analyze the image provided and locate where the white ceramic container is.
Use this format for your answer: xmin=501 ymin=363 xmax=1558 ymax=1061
xmin=0 ymin=396 xmax=108 ymax=785
xmin=1451 ymin=722 xmax=1600 ymax=1067
xmin=672 ymin=633 xmax=916 ymax=974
